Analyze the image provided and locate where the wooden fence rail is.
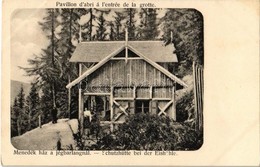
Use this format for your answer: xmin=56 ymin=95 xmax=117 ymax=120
xmin=193 ymin=62 xmax=204 ymax=132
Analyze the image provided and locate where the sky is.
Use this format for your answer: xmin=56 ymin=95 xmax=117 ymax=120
xmin=11 ymin=9 xmax=166 ymax=83
xmin=11 ymin=9 xmax=48 ymax=83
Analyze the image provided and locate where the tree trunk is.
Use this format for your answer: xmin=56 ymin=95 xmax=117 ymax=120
xmin=68 ymin=76 xmax=71 ymax=118
xmin=28 ymin=104 xmax=31 ymax=130
xmin=17 ymin=116 xmax=21 ymax=136
xmin=39 ymin=115 xmax=42 ymax=128
xmin=89 ymin=9 xmax=93 ymax=41
xmin=67 ymin=9 xmax=73 ymax=118
xmin=51 ymin=9 xmax=56 ymax=108
xmin=128 ymin=9 xmax=134 ymax=39
xmin=116 ymin=25 xmax=120 ymax=40
xmin=51 ymin=9 xmax=55 ymax=68
xmin=52 ymin=84 xmax=56 ymax=108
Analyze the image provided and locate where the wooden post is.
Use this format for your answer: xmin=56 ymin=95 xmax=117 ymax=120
xmin=149 ymin=86 xmax=153 ymax=99
xmin=129 ymin=60 xmax=132 ymax=85
xmin=79 ymin=25 xmax=82 ymax=43
xmin=198 ymin=65 xmax=203 ymax=132
xmin=125 ymin=28 xmax=128 ymax=64
xmin=170 ymin=31 xmax=173 ymax=43
xmin=110 ymin=87 xmax=114 ymax=132
xmin=144 ymin=63 xmax=146 ymax=82
xmin=171 ymin=86 xmax=176 ymax=121
xmin=79 ymin=87 xmax=84 ymax=135
xmin=197 ymin=66 xmax=201 ymax=131
xmin=201 ymin=67 xmax=204 ymax=132
xmin=103 ymin=96 xmax=107 ymax=118
xmin=38 ymin=115 xmax=42 ymax=128
xmin=193 ymin=62 xmax=198 ymax=130
xmin=78 ymin=63 xmax=84 ymax=135
xmin=68 ymin=76 xmax=71 ymax=119
xmin=90 ymin=96 xmax=96 ymax=111
xmin=133 ymin=86 xmax=136 ymax=99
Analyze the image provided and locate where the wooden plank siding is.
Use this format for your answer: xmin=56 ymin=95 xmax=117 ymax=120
xmin=80 ymin=59 xmax=178 ymax=132
xmin=85 ymin=59 xmax=174 ymax=90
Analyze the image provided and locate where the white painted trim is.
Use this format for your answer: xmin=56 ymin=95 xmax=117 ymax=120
xmin=66 ymin=45 xmax=125 ymax=89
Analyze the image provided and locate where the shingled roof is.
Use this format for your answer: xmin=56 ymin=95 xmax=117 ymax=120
xmin=70 ymin=41 xmax=178 ymax=63
xmin=66 ymin=44 xmax=187 ymax=89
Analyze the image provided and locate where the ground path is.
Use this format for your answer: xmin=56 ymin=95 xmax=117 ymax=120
xmin=11 ymin=119 xmax=78 ymax=150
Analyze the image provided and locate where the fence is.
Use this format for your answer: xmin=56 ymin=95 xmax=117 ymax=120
xmin=193 ymin=62 xmax=204 ymax=132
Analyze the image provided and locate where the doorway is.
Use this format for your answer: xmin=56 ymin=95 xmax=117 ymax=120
xmin=83 ymin=95 xmax=110 ymax=121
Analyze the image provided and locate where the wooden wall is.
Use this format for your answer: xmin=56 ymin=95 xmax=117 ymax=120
xmin=86 ymin=59 xmax=174 ymax=89
xmin=81 ymin=58 xmax=177 ymax=126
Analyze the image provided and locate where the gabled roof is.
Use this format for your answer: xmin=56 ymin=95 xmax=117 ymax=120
xmin=70 ymin=41 xmax=178 ymax=63
xmin=66 ymin=46 xmax=187 ymax=89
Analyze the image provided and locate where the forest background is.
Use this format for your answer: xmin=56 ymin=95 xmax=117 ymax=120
xmin=10 ymin=8 xmax=203 ymax=137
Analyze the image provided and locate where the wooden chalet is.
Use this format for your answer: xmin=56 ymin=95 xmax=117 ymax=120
xmin=66 ymin=33 xmax=188 ymax=133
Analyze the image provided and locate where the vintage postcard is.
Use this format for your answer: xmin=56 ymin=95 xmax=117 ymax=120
xmin=1 ymin=0 xmax=259 ymax=166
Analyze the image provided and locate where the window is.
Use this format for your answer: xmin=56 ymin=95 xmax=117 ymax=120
xmin=135 ymin=100 xmax=150 ymax=114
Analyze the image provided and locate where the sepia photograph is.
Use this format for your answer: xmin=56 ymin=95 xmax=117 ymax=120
xmin=2 ymin=0 xmax=260 ymax=166
xmin=10 ymin=8 xmax=204 ymax=151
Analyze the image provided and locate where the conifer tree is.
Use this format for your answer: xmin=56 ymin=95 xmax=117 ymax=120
xmin=17 ymin=85 xmax=25 ymax=135
xmin=11 ymin=98 xmax=19 ymax=137
xmin=108 ymin=21 xmax=115 ymax=41
xmin=95 ymin=9 xmax=110 ymax=41
xmin=25 ymin=82 xmax=40 ymax=131
xmin=58 ymin=9 xmax=87 ymax=117
xmin=113 ymin=11 xmax=125 ymax=40
xmin=23 ymin=9 xmax=61 ymax=109
xmin=39 ymin=85 xmax=53 ymax=124
xmin=124 ymin=9 xmax=137 ymax=40
xmin=137 ymin=9 xmax=159 ymax=40
xmin=160 ymin=9 xmax=203 ymax=76
xmin=81 ymin=8 xmax=97 ymax=41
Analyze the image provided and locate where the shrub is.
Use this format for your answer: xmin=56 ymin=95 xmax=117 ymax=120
xmin=95 ymin=113 xmax=203 ymax=150
xmin=176 ymin=90 xmax=194 ymax=122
